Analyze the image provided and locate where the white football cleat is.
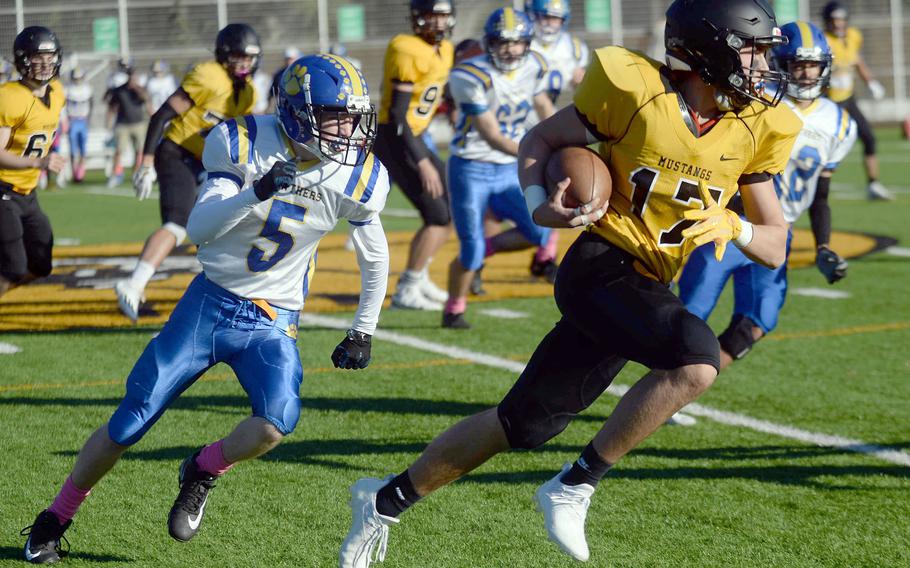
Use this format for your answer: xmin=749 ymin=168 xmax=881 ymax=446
xmin=339 ymin=476 xmax=399 ymax=568
xmin=418 ymin=270 xmax=448 ymax=303
xmin=391 ymin=283 xmax=443 ymax=311
xmin=534 ymin=464 xmax=594 ymax=562
xmin=115 ymin=279 xmax=144 ymax=323
xmin=867 ymin=181 xmax=895 ymax=201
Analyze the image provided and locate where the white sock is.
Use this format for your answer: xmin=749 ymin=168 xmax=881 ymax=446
xmin=399 ymin=270 xmax=421 ymax=286
xmin=129 ymin=260 xmax=156 ymax=290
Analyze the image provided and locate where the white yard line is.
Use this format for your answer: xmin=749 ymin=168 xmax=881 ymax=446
xmin=478 ymin=308 xmax=528 ymax=319
xmin=302 ymin=313 xmax=910 ymax=467
xmin=886 ymin=246 xmax=910 ymax=258
xmin=790 ymin=288 xmax=852 ymax=299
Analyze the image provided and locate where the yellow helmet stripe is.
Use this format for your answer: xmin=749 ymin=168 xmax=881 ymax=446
xmin=503 ymin=7 xmax=515 ymax=31
xmin=328 ymin=54 xmax=364 ymax=97
xmin=796 ymin=21 xmax=815 ymax=51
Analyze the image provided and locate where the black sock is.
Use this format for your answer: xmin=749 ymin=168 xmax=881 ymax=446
xmin=375 ymin=470 xmax=422 ymax=518
xmin=560 ymin=443 xmax=613 ymax=487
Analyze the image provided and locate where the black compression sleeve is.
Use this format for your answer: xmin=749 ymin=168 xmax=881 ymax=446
xmin=809 ymin=174 xmax=833 ymax=247
xmin=388 ymin=86 xmax=429 ymax=163
xmin=141 ymin=99 xmax=180 ymax=156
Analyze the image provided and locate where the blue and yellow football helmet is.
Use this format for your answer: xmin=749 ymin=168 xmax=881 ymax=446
xmin=276 ymin=54 xmax=377 ymax=166
xmin=525 ymin=0 xmax=570 ymax=43
xmin=483 ymin=7 xmax=534 ymax=72
xmin=772 ymin=21 xmax=832 ymax=101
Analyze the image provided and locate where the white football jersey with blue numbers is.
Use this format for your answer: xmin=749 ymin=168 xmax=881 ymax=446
xmin=448 ymin=52 xmax=548 ymax=164
xmin=531 ymin=31 xmax=589 ymax=103
xmin=775 ymin=97 xmax=856 ymax=224
xmin=193 ymin=114 xmax=390 ymax=315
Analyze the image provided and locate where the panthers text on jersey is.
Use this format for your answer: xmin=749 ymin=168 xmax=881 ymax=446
xmin=0 ymin=79 xmax=65 ymax=193
xmin=825 ymin=27 xmax=863 ymax=103
xmin=192 ymin=114 xmax=390 ymax=330
xmin=574 ymin=47 xmax=802 ymax=283
xmin=775 ymin=97 xmax=856 ymax=223
xmin=378 ymin=34 xmax=454 ymax=136
xmin=449 ymin=52 xmax=548 ymax=164
xmin=531 ymin=31 xmax=589 ymax=104
xmin=165 ymin=61 xmax=257 ymax=159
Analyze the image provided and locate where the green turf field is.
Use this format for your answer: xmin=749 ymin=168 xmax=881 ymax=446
xmin=1 ymin=130 xmax=908 ymax=567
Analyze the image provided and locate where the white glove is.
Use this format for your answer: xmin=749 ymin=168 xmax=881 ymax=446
xmin=132 ymin=166 xmax=157 ymax=200
xmin=869 ymin=80 xmax=886 ymax=100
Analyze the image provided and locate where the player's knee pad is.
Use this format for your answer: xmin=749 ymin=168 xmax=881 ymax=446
xmin=718 ymin=314 xmax=759 ymax=360
xmin=497 ymin=404 xmax=571 ymax=450
xmin=107 ymin=399 xmax=155 ymax=446
xmin=257 ymin=398 xmax=301 ymax=436
xmin=422 ymin=202 xmax=451 ymax=227
xmin=162 ymin=222 xmax=187 ymax=245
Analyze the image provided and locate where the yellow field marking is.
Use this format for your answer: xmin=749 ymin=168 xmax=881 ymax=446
xmin=766 ymin=321 xmax=910 ymax=341
xmin=0 ymin=358 xmax=475 ymax=394
xmin=0 ymin=229 xmax=886 ymax=332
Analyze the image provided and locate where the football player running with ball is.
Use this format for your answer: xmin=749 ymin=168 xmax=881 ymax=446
xmin=440 ymin=7 xmax=555 ymax=329
xmin=21 ymin=54 xmax=390 ymax=564
xmin=376 ymin=0 xmax=456 ymax=311
xmin=339 ymin=0 xmax=799 ymax=565
xmin=677 ymin=22 xmax=856 ymax=373
xmin=115 ymin=24 xmax=261 ymax=322
xmin=0 ymin=27 xmax=66 ymax=301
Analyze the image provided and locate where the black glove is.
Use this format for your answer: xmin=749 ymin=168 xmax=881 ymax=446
xmin=816 ymin=246 xmax=848 ymax=284
xmin=331 ymin=329 xmax=372 ymax=369
xmin=253 ymin=160 xmax=297 ymax=201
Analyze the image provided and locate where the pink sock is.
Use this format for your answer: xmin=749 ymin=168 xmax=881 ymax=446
xmin=535 ymin=232 xmax=559 ymax=263
xmin=47 ymin=476 xmax=91 ymax=524
xmin=484 ymin=238 xmax=497 ymax=258
xmin=444 ymin=296 xmax=467 ymax=315
xmin=195 ymin=440 xmax=234 ymax=476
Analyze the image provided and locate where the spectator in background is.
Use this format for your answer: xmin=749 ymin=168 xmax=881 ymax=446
xmin=822 ymin=1 xmax=893 ymax=200
xmin=330 ymin=43 xmax=362 ymax=69
xmin=268 ymin=46 xmax=300 ymax=111
xmin=105 ymin=58 xmax=152 ymax=188
xmin=0 ymin=58 xmax=14 ymax=83
xmin=65 ymin=68 xmax=93 ymax=182
xmin=143 ymin=59 xmax=177 ymax=112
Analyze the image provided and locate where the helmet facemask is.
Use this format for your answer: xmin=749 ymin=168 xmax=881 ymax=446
xmin=226 ymin=49 xmax=260 ymax=80
xmin=412 ymin=9 xmax=456 ymax=44
xmin=780 ymin=54 xmax=831 ymax=101
xmin=531 ymin=13 xmax=565 ymax=44
xmin=278 ymin=75 xmax=376 ymax=167
xmin=485 ymin=38 xmax=531 ymax=72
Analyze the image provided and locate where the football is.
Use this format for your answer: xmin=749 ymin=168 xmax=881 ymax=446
xmin=544 ymin=146 xmax=612 ymax=210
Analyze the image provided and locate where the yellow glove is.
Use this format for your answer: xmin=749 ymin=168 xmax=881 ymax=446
xmin=681 ymin=180 xmax=741 ymax=261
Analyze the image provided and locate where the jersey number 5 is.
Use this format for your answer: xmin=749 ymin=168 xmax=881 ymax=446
xmin=629 ymin=166 xmax=723 ymax=247
xmin=247 ymin=200 xmax=308 ymax=272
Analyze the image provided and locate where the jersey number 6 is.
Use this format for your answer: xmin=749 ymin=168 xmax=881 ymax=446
xmin=247 ymin=200 xmax=308 ymax=272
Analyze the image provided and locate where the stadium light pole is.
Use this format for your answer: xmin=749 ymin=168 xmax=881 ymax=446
xmin=15 ymin=0 xmax=23 ymax=33
xmin=118 ymin=0 xmax=129 ymax=57
xmin=318 ymin=0 xmax=329 ymax=53
xmin=217 ymin=0 xmax=227 ymax=31
xmin=611 ymin=0 xmax=623 ymax=47
xmin=891 ymin=0 xmax=906 ymax=116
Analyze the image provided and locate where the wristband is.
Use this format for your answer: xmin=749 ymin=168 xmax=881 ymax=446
xmin=524 ymin=184 xmax=548 ymax=216
xmin=733 ymin=220 xmax=754 ymax=248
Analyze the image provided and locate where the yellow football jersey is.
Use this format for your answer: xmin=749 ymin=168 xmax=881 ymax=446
xmin=0 ymin=79 xmax=65 ymax=194
xmin=825 ymin=27 xmax=863 ymax=102
xmin=574 ymin=47 xmax=801 ymax=283
xmin=165 ymin=61 xmax=256 ymax=159
xmin=378 ymin=34 xmax=454 ymax=135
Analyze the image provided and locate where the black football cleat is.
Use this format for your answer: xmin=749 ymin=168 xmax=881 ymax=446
xmin=530 ymin=257 xmax=559 ymax=284
xmin=21 ymin=510 xmax=71 ymax=564
xmin=168 ymin=452 xmax=217 ymax=542
xmin=442 ymin=312 xmax=471 ymax=329
xmin=470 ymin=265 xmax=487 ymax=296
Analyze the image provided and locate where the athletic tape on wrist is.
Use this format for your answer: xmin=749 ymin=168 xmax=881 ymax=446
xmin=733 ymin=221 xmax=754 ymax=248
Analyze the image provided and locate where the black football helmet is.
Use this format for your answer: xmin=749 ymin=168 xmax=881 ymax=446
xmin=665 ymin=0 xmax=789 ymax=110
xmin=215 ymin=23 xmax=261 ymax=78
xmin=410 ymin=0 xmax=456 ymax=44
xmin=822 ymin=2 xmax=849 ymax=23
xmin=13 ymin=26 xmax=61 ymax=83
